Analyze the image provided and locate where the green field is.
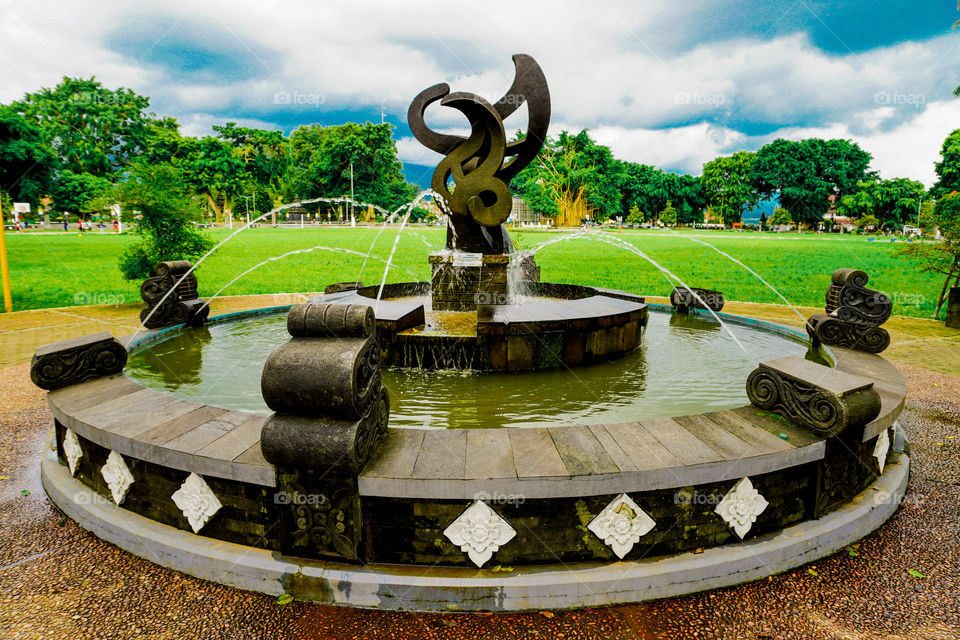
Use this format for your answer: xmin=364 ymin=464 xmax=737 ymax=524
xmin=1 ymin=227 xmax=944 ymax=319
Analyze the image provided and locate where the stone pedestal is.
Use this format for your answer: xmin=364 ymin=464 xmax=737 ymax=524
xmin=947 ymin=287 xmax=960 ymax=329
xmin=670 ymin=287 xmax=725 ymax=314
xmin=430 ymin=253 xmax=539 ymax=312
xmin=260 ymin=302 xmax=388 ymax=563
xmin=806 ymin=268 xmax=892 ymax=354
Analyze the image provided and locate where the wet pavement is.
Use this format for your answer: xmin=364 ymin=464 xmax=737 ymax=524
xmin=1 ymin=300 xmax=960 ymax=639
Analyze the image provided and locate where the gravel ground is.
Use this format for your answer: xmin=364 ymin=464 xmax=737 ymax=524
xmin=1 ymin=361 xmax=958 ymax=640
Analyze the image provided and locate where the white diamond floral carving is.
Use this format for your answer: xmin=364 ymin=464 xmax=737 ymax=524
xmin=587 ymin=493 xmax=656 ymax=559
xmin=443 ymin=500 xmax=516 ymax=568
xmin=873 ymin=428 xmax=891 ymax=474
xmin=62 ymin=428 xmax=82 ymax=476
xmin=100 ymin=450 xmax=134 ymax=504
xmin=172 ymin=473 xmax=222 ymax=533
xmin=715 ymin=477 xmax=768 ymax=539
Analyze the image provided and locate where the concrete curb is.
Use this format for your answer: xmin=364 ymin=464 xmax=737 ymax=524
xmin=42 ymin=448 xmax=910 ymax=611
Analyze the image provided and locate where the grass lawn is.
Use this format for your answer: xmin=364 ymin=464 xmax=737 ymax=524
xmin=0 ymin=226 xmax=945 ymax=319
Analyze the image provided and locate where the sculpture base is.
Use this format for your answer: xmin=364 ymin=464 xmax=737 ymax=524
xmin=429 ymin=252 xmax=539 ymax=312
xmin=807 ymin=313 xmax=890 ymax=354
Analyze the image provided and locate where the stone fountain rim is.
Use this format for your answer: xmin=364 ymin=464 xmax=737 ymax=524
xmin=40 ymin=443 xmax=909 ymax=611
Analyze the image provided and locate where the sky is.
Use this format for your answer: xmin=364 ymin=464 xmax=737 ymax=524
xmin=2 ymin=0 xmax=959 ymax=188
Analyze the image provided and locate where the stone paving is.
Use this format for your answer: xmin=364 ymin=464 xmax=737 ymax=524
xmin=1 ymin=296 xmax=959 ymax=638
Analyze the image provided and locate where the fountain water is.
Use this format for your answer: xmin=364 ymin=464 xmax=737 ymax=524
xmin=676 ymin=234 xmax=810 ymax=325
xmin=134 ymin=192 xmax=433 ymax=343
xmin=196 ymin=245 xmax=424 ymax=316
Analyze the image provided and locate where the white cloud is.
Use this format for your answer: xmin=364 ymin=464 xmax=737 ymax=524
xmin=2 ymin=0 xmax=958 ymax=186
xmin=758 ymin=100 xmax=960 ymax=187
xmin=177 ymin=113 xmax=284 ymax=138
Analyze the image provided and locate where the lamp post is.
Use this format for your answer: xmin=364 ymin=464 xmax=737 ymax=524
xmin=0 ymin=193 xmax=12 ymax=312
xmin=241 ymin=195 xmax=253 ymax=225
xmin=350 ymin=163 xmax=355 ymax=226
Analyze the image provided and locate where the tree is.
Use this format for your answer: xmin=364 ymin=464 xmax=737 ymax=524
xmin=613 ymin=160 xmax=704 ymax=226
xmin=0 ymin=105 xmax=57 ymax=205
xmin=179 ymin=135 xmax=250 ymax=221
xmin=701 ymin=151 xmax=760 ymax=224
xmin=751 ymin=138 xmax=872 ymax=228
xmin=769 ymin=207 xmax=793 ymax=228
xmin=91 ymin=161 xmax=213 ymax=280
xmin=853 ymin=214 xmax=880 ymax=232
xmin=918 ymin=199 xmax=936 ymax=231
xmin=659 ymin=201 xmax=677 ymax=226
xmin=11 ymin=77 xmax=177 ymax=178
xmin=626 ymin=204 xmax=645 ymax=225
xmin=513 ymin=130 xmax=624 ymax=225
xmin=52 ymin=170 xmax=112 ymax=218
xmin=287 ymin=122 xmax=415 ymax=212
xmin=212 ymin=122 xmax=290 ymax=216
xmin=617 ymin=162 xmax=660 ymax=220
xmin=933 ymin=129 xmax=960 ymax=198
xmin=837 ymin=177 xmax=926 ymax=229
xmin=898 ymin=192 xmax=960 ymax=318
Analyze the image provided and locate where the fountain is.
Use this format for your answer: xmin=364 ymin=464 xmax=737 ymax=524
xmin=32 ymin=54 xmax=909 ymax=612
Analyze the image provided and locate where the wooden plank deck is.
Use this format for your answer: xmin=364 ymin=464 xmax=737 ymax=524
xmin=48 ymin=376 xmax=276 ymax=487
xmin=358 ymin=407 xmax=829 ymax=499
xmin=46 ymin=343 xmax=905 ymax=499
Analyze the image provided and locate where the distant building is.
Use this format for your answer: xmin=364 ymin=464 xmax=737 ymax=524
xmin=286 ymin=203 xmax=308 ymax=221
xmin=511 ymin=197 xmax=542 ymax=225
xmin=823 ymin=195 xmax=855 ymax=232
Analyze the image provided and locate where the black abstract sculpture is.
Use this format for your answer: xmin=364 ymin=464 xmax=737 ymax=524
xmin=408 ymin=54 xmax=550 ymax=254
xmin=806 ymin=269 xmax=892 ymax=353
xmin=139 ymin=261 xmax=209 ymax=329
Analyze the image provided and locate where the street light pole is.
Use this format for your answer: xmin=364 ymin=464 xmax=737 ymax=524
xmin=0 ymin=193 xmax=13 ymax=312
xmin=240 ymin=195 xmax=253 ymax=225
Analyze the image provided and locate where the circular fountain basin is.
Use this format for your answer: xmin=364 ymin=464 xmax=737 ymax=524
xmin=40 ymin=292 xmax=907 ymax=612
xmin=125 ymin=306 xmax=821 ymax=429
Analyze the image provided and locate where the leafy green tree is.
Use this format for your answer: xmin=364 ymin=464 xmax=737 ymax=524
xmin=626 ymin=204 xmax=645 ymax=225
xmin=11 ymin=77 xmax=177 ymax=178
xmin=751 ymin=138 xmax=872 ymax=227
xmin=701 ymin=151 xmax=760 ymax=224
xmin=837 ymin=177 xmax=925 ymax=228
xmin=616 ymin=162 xmax=660 ymax=219
xmin=52 ymin=170 xmax=112 ymax=218
xmin=287 ymin=122 xmax=415 ymax=212
xmin=178 ymin=135 xmax=248 ymax=220
xmin=898 ymin=193 xmax=960 ymax=318
xmin=659 ymin=201 xmax=677 ymax=226
xmin=613 ymin=161 xmax=704 ymax=225
xmin=0 ymin=106 xmax=57 ymax=205
xmin=769 ymin=207 xmax=793 ymax=227
xmin=933 ymin=129 xmax=960 ymax=198
xmin=91 ymin=161 xmax=213 ymax=280
xmin=918 ymin=199 xmax=936 ymax=231
xmin=513 ymin=130 xmax=624 ymax=224
xmin=853 ymin=213 xmax=880 ymax=231
xmin=212 ymin=122 xmax=290 ymax=216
